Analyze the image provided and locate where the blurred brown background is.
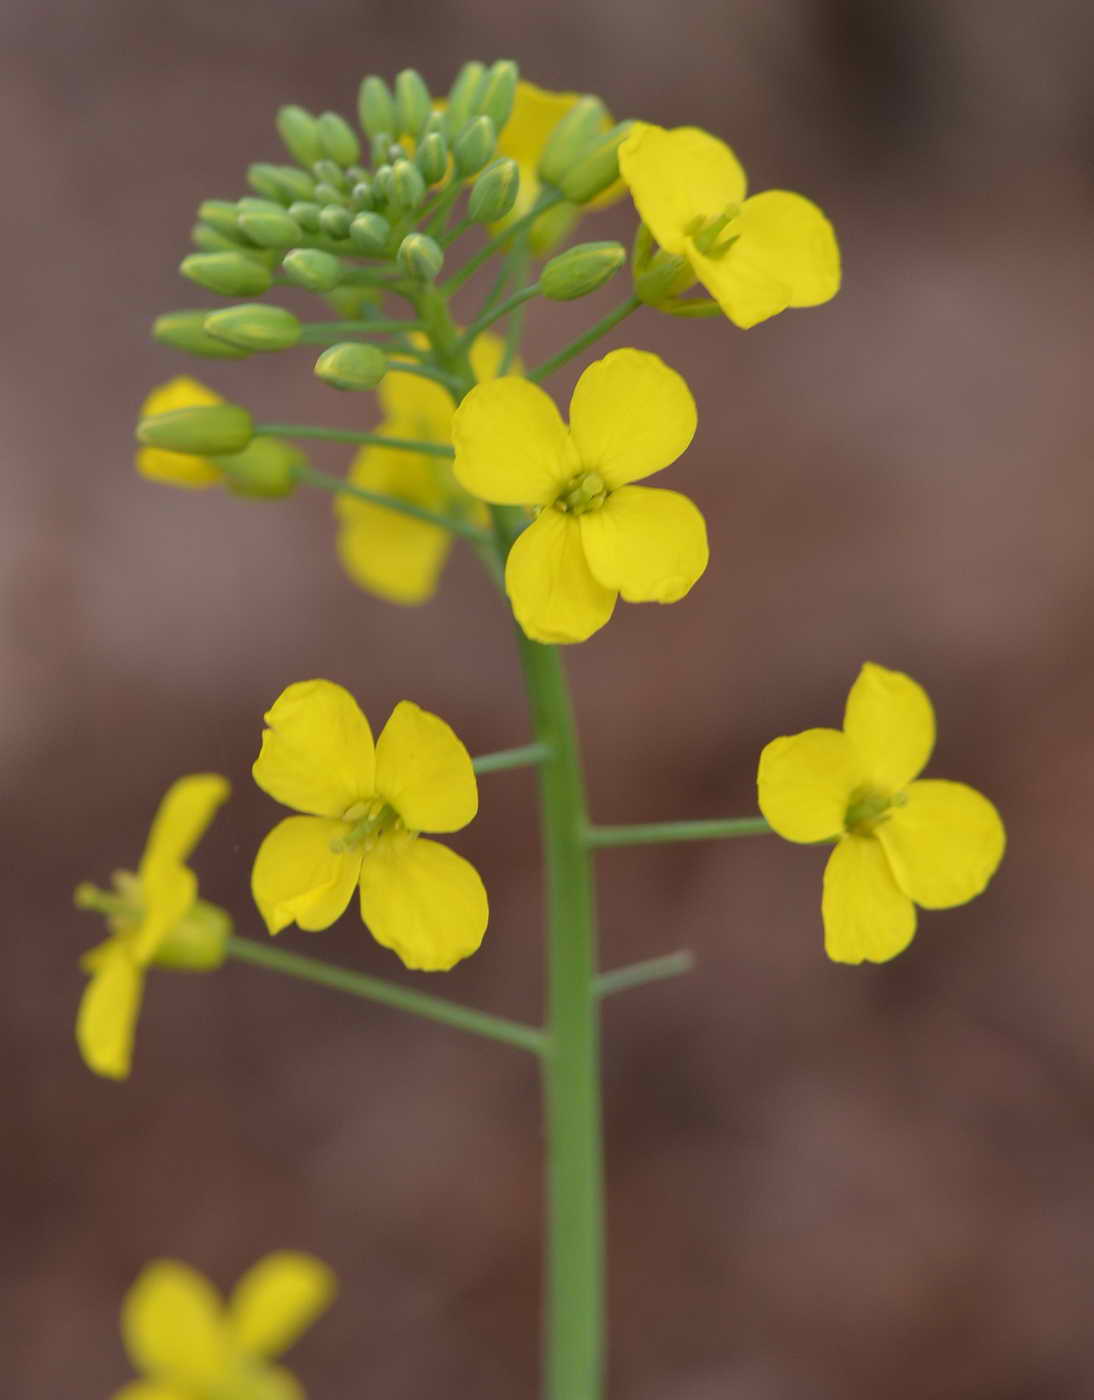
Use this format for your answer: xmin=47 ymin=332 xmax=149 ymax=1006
xmin=6 ymin=1 xmax=1094 ymax=1395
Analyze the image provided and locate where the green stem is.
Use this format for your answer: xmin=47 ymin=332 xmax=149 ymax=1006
xmin=458 ymin=284 xmax=540 ymax=349
xmin=586 ymin=816 xmax=772 ymax=847
xmin=442 ymin=189 xmax=565 ymax=295
xmin=472 ymin=742 xmax=552 ymax=774
xmin=528 ymin=295 xmax=642 ymax=383
xmin=257 ymin=424 xmax=454 ymax=458
xmin=499 ymin=241 xmax=531 ymax=376
xmin=293 ymin=464 xmax=488 ymax=543
xmin=386 ymin=359 xmax=463 ymax=391
xmin=595 ymin=950 xmax=695 ymax=998
xmin=297 ymin=319 xmax=423 ymax=343
xmin=225 ymin=937 xmax=546 ymax=1054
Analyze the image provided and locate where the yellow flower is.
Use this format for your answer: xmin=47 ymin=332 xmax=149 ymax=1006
xmin=114 ymin=1252 xmax=335 ymax=1400
xmin=136 ymin=378 xmax=226 ymax=489
xmin=251 ymin=680 xmax=487 ymax=971
xmin=452 ymin=348 xmax=707 ymax=644
xmin=74 ymin=774 xmax=230 ymax=1080
xmin=334 ymin=336 xmax=500 ymax=606
xmin=757 ymin=663 xmax=1005 ymax=964
xmin=618 ymin=123 xmax=840 ymax=328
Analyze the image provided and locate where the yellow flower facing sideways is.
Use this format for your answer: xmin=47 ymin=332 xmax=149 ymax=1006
xmin=115 ymin=1252 xmax=336 ymax=1400
xmin=74 ymin=774 xmax=231 ymax=1079
xmin=137 ymin=378 xmax=226 ymax=488
xmin=757 ymin=663 xmax=1005 ymax=964
xmin=251 ymin=679 xmax=487 ymax=971
xmin=453 ymin=348 xmax=707 ymax=644
xmin=619 ymin=122 xmax=840 ymax=328
xmin=334 ymin=336 xmax=500 ymax=605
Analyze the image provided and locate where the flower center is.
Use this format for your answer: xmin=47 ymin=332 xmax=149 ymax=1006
xmin=843 ymin=786 xmax=905 ymax=837
xmin=554 ymin=470 xmax=607 ymax=515
xmin=332 ymin=798 xmax=404 ymax=853
xmin=74 ymin=870 xmax=143 ymax=930
xmin=688 ymin=205 xmax=741 ymax=258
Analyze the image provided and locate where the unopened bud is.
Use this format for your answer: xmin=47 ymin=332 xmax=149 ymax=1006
xmin=358 ymin=75 xmax=396 ymax=139
xmin=445 ymin=61 xmax=486 ymax=138
xmin=538 ymin=96 xmax=608 ymax=187
xmin=389 ymin=159 xmax=426 ymax=213
xmin=236 ymin=207 xmax=303 ymax=248
xmin=246 ymin=163 xmax=290 ymax=202
xmin=152 ymin=310 xmax=251 ymax=359
xmin=349 ymin=180 xmax=375 ymax=211
xmin=288 ymin=200 xmax=322 ymax=232
xmin=468 ymin=158 xmax=520 ymax=223
xmin=319 ymin=205 xmax=353 ymax=239
xmin=415 ymin=131 xmax=448 ymax=186
xmin=372 ymin=164 xmax=394 ymax=202
xmin=349 ymin=212 xmax=390 ymax=255
xmin=214 ymin=437 xmax=303 ymax=500
xmin=632 ymin=223 xmax=697 ymax=304
xmin=180 ymin=252 xmax=273 ymax=297
xmin=395 ymin=68 xmax=432 ymax=139
xmin=397 ymin=232 xmax=444 ymax=281
xmin=313 ymin=182 xmax=347 ymax=208
xmin=312 ymin=158 xmax=348 ymax=191
xmin=152 ymin=899 xmax=233 ymax=971
xmin=137 ymin=402 xmax=253 ymax=455
xmin=282 ymin=248 xmax=342 ymax=292
xmin=559 ymin=121 xmax=633 ymax=204
xmin=191 ymin=224 xmax=246 ymax=255
xmin=314 ymin=341 xmax=389 ymax=390
xmin=453 ymin=115 xmax=496 ymax=176
xmin=541 ymin=241 xmax=626 ymax=299
xmin=276 ymin=104 xmax=322 ymax=167
xmin=198 ymin=199 xmax=245 ymax=238
xmin=204 ymin=303 xmax=302 ymax=352
xmin=474 ymin=59 xmax=518 ymax=133
xmin=317 ymin=110 xmax=360 ymax=166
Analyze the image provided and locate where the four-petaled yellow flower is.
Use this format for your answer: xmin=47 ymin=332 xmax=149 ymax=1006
xmin=758 ymin=662 xmax=1005 ymax=964
xmin=334 ymin=336 xmax=501 ymax=605
xmin=453 ymin=348 xmax=707 ymax=644
xmin=114 ymin=1252 xmax=335 ymax=1400
xmin=137 ymin=378 xmax=226 ymax=489
xmin=619 ymin=122 xmax=840 ymax=328
xmin=251 ymin=680 xmax=487 ymax=971
xmin=74 ymin=774 xmax=231 ymax=1080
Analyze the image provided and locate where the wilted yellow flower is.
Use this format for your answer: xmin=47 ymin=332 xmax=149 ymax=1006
xmin=619 ymin=122 xmax=840 ymax=328
xmin=251 ymin=680 xmax=487 ymax=971
xmin=453 ymin=348 xmax=707 ymax=644
xmin=74 ymin=774 xmax=230 ymax=1079
xmin=114 ymin=1252 xmax=335 ymax=1400
xmin=758 ymin=663 xmax=1005 ymax=964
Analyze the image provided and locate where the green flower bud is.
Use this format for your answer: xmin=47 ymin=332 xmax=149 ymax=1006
xmin=559 ymin=121 xmax=633 ymax=204
xmin=312 ymin=158 xmax=349 ymax=191
xmin=349 ymin=180 xmax=375 ymax=211
xmin=317 ymin=110 xmax=360 ymax=166
xmin=538 ymin=96 xmax=608 ymax=187
xmin=445 ymin=61 xmax=487 ymax=138
xmin=204 ymin=303 xmax=302 ymax=352
xmin=474 ymin=59 xmax=518 ymax=133
xmin=276 ymin=104 xmax=322 ymax=167
xmin=369 ymin=131 xmax=397 ymax=166
xmin=288 ymin=200 xmax=322 ymax=232
xmin=372 ymin=163 xmax=395 ymax=202
xmin=180 ymin=252 xmax=273 ymax=297
xmin=313 ymin=182 xmax=347 ymax=208
xmin=152 ymin=898 xmax=232 ymax=971
xmin=630 ymin=223 xmax=697 ymax=304
xmin=358 ymin=75 xmax=396 ymax=139
xmin=282 ymin=247 xmax=342 ymax=292
xmin=397 ymin=232 xmax=444 ymax=281
xmin=415 ymin=131 xmax=448 ymax=186
xmin=349 ymin=212 xmax=391 ymax=255
xmin=236 ymin=207 xmax=303 ymax=248
xmin=395 ymin=68 xmax=432 ymax=139
xmin=198 ymin=199 xmax=245 ymax=238
xmin=236 ymin=196 xmax=285 ymax=216
xmin=541 ymin=241 xmax=626 ymax=300
xmin=422 ymin=110 xmax=446 ymax=140
xmin=319 ymin=205 xmax=352 ymax=240
xmin=453 ymin=115 xmax=496 ymax=176
xmin=468 ymin=157 xmax=520 ymax=223
xmin=314 ymin=341 xmax=389 ymax=390
xmin=389 ymin=158 xmax=426 ymax=213
xmin=137 ymin=402 xmax=253 ymax=455
xmin=191 ymin=223 xmax=246 ymax=254
xmin=272 ymin=165 xmax=318 ymax=202
xmin=152 ymin=310 xmax=252 ymax=359
xmin=246 ymin=163 xmax=290 ymax=202
xmin=345 ymin=164 xmax=369 ymax=184
xmin=214 ymin=436 xmax=303 ymax=500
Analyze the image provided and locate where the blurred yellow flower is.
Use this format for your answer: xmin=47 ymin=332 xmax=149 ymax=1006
xmin=757 ymin=663 xmax=1005 ymax=964
xmin=74 ymin=774 xmax=230 ymax=1079
xmin=251 ymin=680 xmax=487 ymax=971
xmin=619 ymin=122 xmax=840 ymax=328
xmin=114 ymin=1252 xmax=335 ymax=1400
xmin=136 ymin=378 xmax=226 ymax=489
xmin=453 ymin=348 xmax=707 ymax=644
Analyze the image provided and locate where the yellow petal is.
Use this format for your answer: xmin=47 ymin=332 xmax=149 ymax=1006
xmin=877 ymin=779 xmax=1005 ymax=909
xmin=249 ymin=1367 xmax=305 ymax=1400
xmin=376 ymin=372 xmax=453 ymax=438
xmin=121 ymin=1260 xmax=229 ymax=1386
xmin=453 ymin=378 xmax=578 ymax=506
xmin=468 ymin=330 xmax=510 ymax=383
xmin=579 ymin=485 xmax=708 ymax=603
xmin=360 ymin=834 xmax=488 ymax=971
xmin=112 ymin=1384 xmax=191 ymax=1400
xmin=140 ymin=377 xmax=223 ymax=418
xmin=139 ymin=773 xmax=230 ymax=880
xmin=757 ymin=728 xmax=863 ymax=843
xmin=567 ymin=349 xmax=697 ymax=489
xmin=821 ymin=835 xmax=916 ymax=964
xmin=500 ymin=81 xmax=584 ymax=166
xmin=228 ymin=1252 xmax=337 ymax=1360
xmin=76 ymin=946 xmax=144 ymax=1080
xmin=252 ymin=816 xmax=362 ymax=935
xmin=136 ymin=377 xmax=225 ymax=489
xmin=504 ymin=508 xmax=616 ymax=644
xmin=619 ymin=124 xmax=747 ymax=255
xmin=375 ymin=701 xmax=478 ymax=833
xmin=735 ymin=191 xmax=840 ymax=309
xmin=688 ymin=238 xmax=793 ymax=330
xmin=132 ymin=861 xmax=197 ymax=964
xmin=253 ymin=679 xmax=376 ymax=818
xmin=843 ymin=662 xmax=935 ymax=792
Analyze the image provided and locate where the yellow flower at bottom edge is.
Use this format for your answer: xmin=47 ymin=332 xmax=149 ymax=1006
xmin=136 ymin=378 xmax=226 ymax=489
xmin=114 ymin=1252 xmax=336 ymax=1400
xmin=452 ymin=347 xmax=707 ymax=644
xmin=74 ymin=773 xmax=230 ymax=1079
xmin=618 ymin=122 xmax=840 ymax=328
xmin=251 ymin=679 xmax=487 ymax=971
xmin=757 ymin=662 xmax=1005 ymax=964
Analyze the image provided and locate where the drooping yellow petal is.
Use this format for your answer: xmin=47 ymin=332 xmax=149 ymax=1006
xmin=76 ymin=946 xmax=144 ymax=1080
xmin=568 ymin=349 xmax=697 ymax=489
xmin=112 ymin=1383 xmax=191 ymax=1400
xmin=821 ymin=835 xmax=916 ymax=964
xmin=228 ymin=1252 xmax=337 ymax=1360
xmin=453 ymin=378 xmax=578 ymax=506
xmin=253 ymin=680 xmax=376 ymax=818
xmin=877 ymin=779 xmax=1005 ymax=909
xmin=579 ymin=485 xmax=708 ymax=603
xmin=468 ymin=330 xmax=510 ymax=384
xmin=504 ymin=508 xmax=616 ymax=644
xmin=618 ymin=124 xmax=747 ymax=255
xmin=501 ymin=81 xmax=584 ymax=169
xmin=132 ymin=861 xmax=197 ymax=964
xmin=136 ymin=378 xmax=225 ymax=490
xmin=843 ymin=662 xmax=935 ymax=793
xmin=375 ymin=701 xmax=478 ymax=833
xmin=688 ymin=239 xmax=794 ymax=331
xmin=121 ymin=1260 xmax=229 ymax=1386
xmin=376 ymin=371 xmax=454 ymax=440
xmin=360 ymin=833 xmax=487 ymax=971
xmin=757 ymin=728 xmax=863 ymax=843
xmin=139 ymin=773 xmax=230 ymax=881
xmin=252 ymin=816 xmax=362 ymax=935
xmin=248 ymin=1367 xmax=306 ymax=1400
